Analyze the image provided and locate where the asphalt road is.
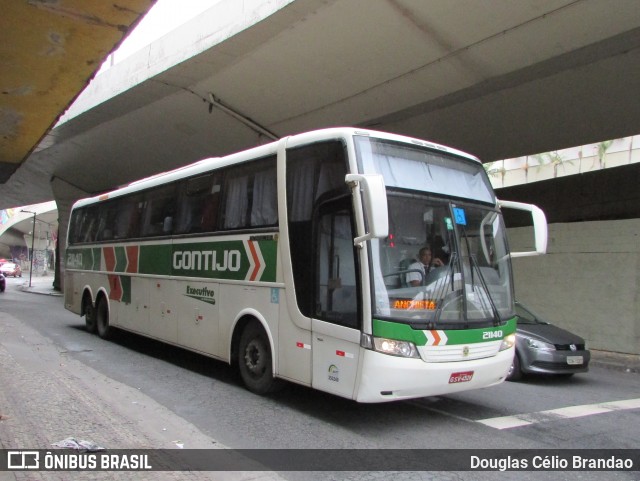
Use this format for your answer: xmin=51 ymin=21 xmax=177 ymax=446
xmin=1 ymin=276 xmax=639 ymax=481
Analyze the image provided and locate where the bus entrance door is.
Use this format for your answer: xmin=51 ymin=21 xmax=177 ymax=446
xmin=311 ymin=200 xmax=361 ymax=399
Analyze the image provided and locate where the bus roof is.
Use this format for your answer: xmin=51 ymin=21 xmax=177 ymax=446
xmin=71 ymin=127 xmax=480 ymax=209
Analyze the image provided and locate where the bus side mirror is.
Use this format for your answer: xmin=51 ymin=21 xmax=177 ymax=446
xmin=498 ymin=199 xmax=548 ymax=257
xmin=345 ymin=173 xmax=389 ymax=245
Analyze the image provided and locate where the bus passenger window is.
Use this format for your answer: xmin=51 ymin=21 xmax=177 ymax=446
xmin=200 ymin=187 xmax=220 ymax=232
xmin=175 ymin=174 xmax=219 ymax=234
xmin=141 ymin=185 xmax=177 ymax=237
xmin=250 ymin=168 xmax=277 ymax=226
xmin=222 ymin=174 xmax=249 ymax=229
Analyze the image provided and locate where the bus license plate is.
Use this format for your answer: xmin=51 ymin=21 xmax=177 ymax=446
xmin=449 ymin=371 xmax=474 ymax=384
xmin=567 ymin=356 xmax=583 ymax=365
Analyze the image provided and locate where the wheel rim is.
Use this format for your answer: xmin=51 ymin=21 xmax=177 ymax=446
xmin=244 ymin=339 xmax=267 ymax=379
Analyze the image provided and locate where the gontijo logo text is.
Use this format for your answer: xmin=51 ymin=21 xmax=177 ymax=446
xmin=173 ymin=249 xmax=241 ymax=272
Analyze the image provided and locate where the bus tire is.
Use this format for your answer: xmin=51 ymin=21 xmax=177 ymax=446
xmin=84 ymin=296 xmax=97 ymax=334
xmin=238 ymin=321 xmax=278 ymax=395
xmin=96 ymin=297 xmax=113 ymax=340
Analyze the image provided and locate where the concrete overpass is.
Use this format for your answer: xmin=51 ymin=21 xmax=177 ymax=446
xmin=0 ymin=0 xmax=154 ymax=189
xmin=2 ymin=0 xmax=640 ymax=208
xmin=1 ymin=0 xmax=639 ymax=354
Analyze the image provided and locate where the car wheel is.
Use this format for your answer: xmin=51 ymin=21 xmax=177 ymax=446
xmin=506 ymin=352 xmax=523 ymax=381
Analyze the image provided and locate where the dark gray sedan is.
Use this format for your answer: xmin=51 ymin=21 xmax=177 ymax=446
xmin=507 ymin=301 xmax=590 ymax=381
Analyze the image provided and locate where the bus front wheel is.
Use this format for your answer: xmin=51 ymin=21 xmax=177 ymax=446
xmin=96 ymin=297 xmax=113 ymax=340
xmin=238 ymin=321 xmax=278 ymax=394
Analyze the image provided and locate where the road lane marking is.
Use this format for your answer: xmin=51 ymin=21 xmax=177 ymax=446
xmin=478 ymin=397 xmax=640 ymax=430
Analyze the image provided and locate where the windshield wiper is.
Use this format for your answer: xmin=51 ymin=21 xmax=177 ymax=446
xmin=431 ymin=252 xmax=458 ymax=326
xmin=459 ymin=225 xmax=502 ymax=326
xmin=468 ymin=255 xmax=503 ymax=326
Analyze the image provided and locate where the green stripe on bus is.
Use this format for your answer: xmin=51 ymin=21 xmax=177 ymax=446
xmin=67 ymin=239 xmax=278 ymax=282
xmin=92 ymin=248 xmax=101 ymax=270
xmin=257 ymin=239 xmax=277 ymax=282
xmin=139 ymin=244 xmax=173 ymax=275
xmin=373 ymin=319 xmax=428 ymax=345
xmin=372 ymin=317 xmax=517 ymax=346
xmin=66 ymin=247 xmax=101 ymax=270
xmin=120 ymin=275 xmax=132 ymax=304
xmin=115 ymin=247 xmax=127 ymax=272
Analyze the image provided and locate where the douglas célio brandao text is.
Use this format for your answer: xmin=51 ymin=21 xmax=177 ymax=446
xmin=470 ymin=454 xmax=635 ymax=471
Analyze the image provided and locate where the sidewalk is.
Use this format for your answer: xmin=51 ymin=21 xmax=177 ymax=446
xmin=17 ymin=274 xmax=640 ymax=374
xmin=0 ymin=294 xmax=286 ymax=481
xmin=17 ymin=273 xmax=62 ymax=297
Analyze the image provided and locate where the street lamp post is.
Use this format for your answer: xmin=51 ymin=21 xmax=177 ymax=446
xmin=20 ymin=210 xmax=36 ymax=288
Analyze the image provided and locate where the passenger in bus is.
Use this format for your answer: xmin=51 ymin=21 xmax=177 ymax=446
xmin=406 ymin=246 xmax=444 ymax=287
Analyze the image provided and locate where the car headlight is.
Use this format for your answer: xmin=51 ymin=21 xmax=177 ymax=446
xmin=362 ymin=334 xmax=419 ymax=358
xmin=523 ymin=336 xmax=555 ymax=351
xmin=499 ymin=333 xmax=516 ymax=351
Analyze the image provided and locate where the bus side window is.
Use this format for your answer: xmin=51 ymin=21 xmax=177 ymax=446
xmin=68 ymin=208 xmax=86 ymax=244
xmin=219 ymin=156 xmax=277 ymax=231
xmin=96 ymin=202 xmax=118 ymax=241
xmin=250 ymin=166 xmax=277 ymax=226
xmin=127 ymin=200 xmax=144 ymax=238
xmin=221 ymin=171 xmax=249 ymax=229
xmin=81 ymin=206 xmax=99 ymax=243
xmin=114 ymin=197 xmax=137 ymax=239
xmin=200 ymin=187 xmax=220 ymax=232
xmin=175 ymin=173 xmax=219 ymax=234
xmin=141 ymin=185 xmax=177 ymax=237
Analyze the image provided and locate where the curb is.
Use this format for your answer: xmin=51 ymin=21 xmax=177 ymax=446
xmin=590 ymin=357 xmax=640 ymax=375
xmin=19 ymin=286 xmax=63 ymax=297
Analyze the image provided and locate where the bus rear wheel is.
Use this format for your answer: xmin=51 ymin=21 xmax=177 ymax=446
xmin=238 ymin=321 xmax=279 ymax=394
xmin=84 ymin=300 xmax=97 ymax=334
xmin=96 ymin=297 xmax=113 ymax=340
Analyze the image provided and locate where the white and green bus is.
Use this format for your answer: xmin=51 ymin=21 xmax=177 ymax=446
xmin=64 ymin=128 xmax=546 ymax=402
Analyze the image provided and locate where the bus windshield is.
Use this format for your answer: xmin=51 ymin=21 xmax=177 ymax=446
xmin=355 ymin=136 xmax=514 ymax=329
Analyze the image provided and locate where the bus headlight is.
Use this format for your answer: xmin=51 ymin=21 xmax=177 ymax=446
xmin=499 ymin=333 xmax=516 ymax=351
xmin=375 ymin=337 xmax=419 ymax=358
xmin=361 ymin=334 xmax=419 ymax=358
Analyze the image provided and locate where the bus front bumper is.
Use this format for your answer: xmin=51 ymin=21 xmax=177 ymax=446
xmin=355 ymin=347 xmax=514 ymax=403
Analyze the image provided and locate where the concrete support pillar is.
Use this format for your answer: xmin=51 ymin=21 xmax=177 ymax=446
xmin=51 ymin=176 xmax=90 ymax=292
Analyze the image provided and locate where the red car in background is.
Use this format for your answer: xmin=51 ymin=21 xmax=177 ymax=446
xmin=0 ymin=262 xmax=22 ymax=278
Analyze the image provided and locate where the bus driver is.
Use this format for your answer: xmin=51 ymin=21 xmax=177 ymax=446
xmin=406 ymin=246 xmax=444 ymax=287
